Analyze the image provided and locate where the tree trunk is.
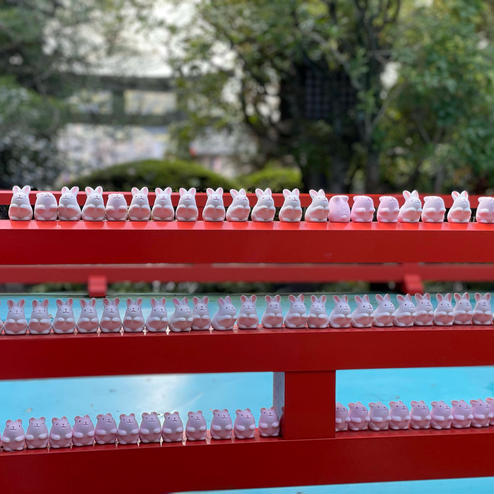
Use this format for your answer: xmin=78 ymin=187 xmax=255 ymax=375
xmin=364 ymin=143 xmax=381 ymax=192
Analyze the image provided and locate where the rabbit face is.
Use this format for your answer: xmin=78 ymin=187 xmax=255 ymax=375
xmin=474 ymin=293 xmax=491 ymax=311
xmin=288 ymin=294 xmax=306 ymax=313
xmin=403 ymin=190 xmax=421 ymax=210
xmin=178 ymin=187 xmax=196 ymax=206
xmin=309 ymin=189 xmax=328 ymax=207
xmin=265 ymin=295 xmax=281 ymax=313
xmin=85 ymin=186 xmax=104 ymax=205
xmin=453 ymin=293 xmax=472 ymax=311
xmin=332 ymin=295 xmax=350 ymax=315
xmin=396 ymin=294 xmax=415 ymax=312
xmin=230 ymin=189 xmax=249 ymax=207
xmin=415 ymin=293 xmax=433 ymax=310
xmin=255 ymin=188 xmax=274 ymax=207
xmin=218 ymin=296 xmax=236 ymax=315
xmin=12 ymin=185 xmax=31 ymax=204
xmin=376 ymin=294 xmax=395 ymax=312
xmin=206 ymin=187 xmax=223 ymax=206
xmin=56 ymin=299 xmax=73 ymax=315
xmin=192 ymin=296 xmax=209 ymax=314
xmin=451 ymin=190 xmax=470 ymax=210
xmin=282 ymin=188 xmax=300 ymax=207
xmin=60 ymin=186 xmax=79 ymax=206
xmin=436 ymin=293 xmax=453 ymax=310
xmin=150 ymin=298 xmax=167 ymax=314
xmin=355 ymin=295 xmax=373 ymax=312
xmin=130 ymin=187 xmax=149 ymax=206
xmin=309 ymin=295 xmax=327 ymax=314
xmin=240 ymin=294 xmax=257 ymax=312
xmin=155 ymin=187 xmax=172 ymax=204
xmin=103 ymin=298 xmax=120 ymax=315
xmin=173 ymin=297 xmax=192 ymax=316
xmin=7 ymin=300 xmax=25 ymax=316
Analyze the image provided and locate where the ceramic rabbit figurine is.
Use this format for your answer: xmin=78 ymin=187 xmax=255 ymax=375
xmin=335 ymin=403 xmax=350 ymax=432
xmin=284 ymin=294 xmax=307 ymax=329
xmin=58 ymin=186 xmax=81 ymax=221
xmin=8 ymin=185 xmax=32 ymax=220
xmin=372 ymin=294 xmax=395 ymax=327
xmin=389 ymin=401 xmax=410 ymax=430
xmin=191 ymin=296 xmax=211 ymax=330
xmin=100 ymin=298 xmax=122 ymax=333
xmin=430 ymin=401 xmax=453 ymax=429
xmin=414 ymin=293 xmax=434 ymax=326
xmin=434 ymin=293 xmax=454 ymax=326
xmin=72 ymin=415 xmax=95 ymax=446
xmin=105 ymin=193 xmax=128 ymax=221
xmin=377 ymin=196 xmax=399 ymax=223
xmin=307 ymin=295 xmax=329 ymax=328
xmin=410 ymin=401 xmax=431 ymax=429
xmin=237 ymin=294 xmax=259 ymax=329
xmin=421 ymin=196 xmax=446 ymax=223
xmin=226 ymin=188 xmax=250 ymax=222
xmin=145 ymin=297 xmax=168 ymax=332
xmin=169 ymin=297 xmax=193 ymax=332
xmin=203 ymin=187 xmax=225 ymax=221
xmin=329 ymin=295 xmax=351 ymax=328
xmin=128 ymin=187 xmax=150 ymax=221
xmin=162 ymin=412 xmax=184 ymax=442
xmin=453 ymin=292 xmax=473 ymax=325
xmin=261 ymin=295 xmax=283 ymax=328
xmin=139 ymin=412 xmax=162 ymax=443
xmin=447 ymin=190 xmax=471 ymax=223
xmin=368 ymin=402 xmax=390 ymax=431
xmin=25 ymin=417 xmax=49 ymax=449
xmin=475 ymin=197 xmax=494 ymax=224
xmin=186 ymin=411 xmax=207 ymax=441
xmin=117 ymin=413 xmax=139 ymax=444
xmin=34 ymin=192 xmax=58 ymax=220
xmin=212 ymin=296 xmax=237 ymax=330
xmin=95 ymin=413 xmax=117 ymax=445
xmin=251 ymin=188 xmax=275 ymax=222
xmin=123 ymin=298 xmax=145 ymax=332
xmin=28 ymin=299 xmax=51 ymax=335
xmin=472 ymin=293 xmax=493 ymax=325
xmin=76 ymin=298 xmax=99 ymax=333
xmin=328 ymin=195 xmax=350 ymax=222
xmin=350 ymin=195 xmax=375 ymax=222
xmin=53 ymin=298 xmax=76 ymax=334
xmin=470 ymin=399 xmax=490 ymax=428
xmin=393 ymin=294 xmax=416 ymax=327
xmin=175 ymin=187 xmax=198 ymax=221
xmin=279 ymin=188 xmax=302 ymax=222
xmin=49 ymin=417 xmax=72 ymax=448
xmin=258 ymin=407 xmax=280 ymax=437
xmin=210 ymin=409 xmax=233 ymax=440
xmin=4 ymin=299 xmax=28 ymax=335
xmin=2 ymin=419 xmax=25 ymax=451
xmin=152 ymin=187 xmax=174 ymax=221
xmin=398 ymin=190 xmax=422 ymax=223
xmin=234 ymin=409 xmax=256 ymax=439
xmin=351 ymin=295 xmax=373 ymax=328
xmin=486 ymin=397 xmax=494 ymax=425
xmin=348 ymin=402 xmax=369 ymax=431
xmin=82 ymin=186 xmax=105 ymax=221
xmin=451 ymin=400 xmax=473 ymax=429
xmin=305 ymin=189 xmax=329 ymax=222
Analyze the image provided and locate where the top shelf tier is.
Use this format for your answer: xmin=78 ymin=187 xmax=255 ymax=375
xmin=0 ymin=220 xmax=492 ymax=265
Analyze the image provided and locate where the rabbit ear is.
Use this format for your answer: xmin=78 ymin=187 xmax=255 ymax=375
xmin=240 ymin=295 xmax=247 ymax=303
xmin=364 ymin=295 xmax=370 ymax=302
xmin=173 ymin=298 xmax=180 ymax=307
xmin=141 ymin=187 xmax=148 ymax=195
xmin=248 ymin=295 xmax=255 ymax=303
xmin=255 ymin=188 xmax=263 ymax=198
xmin=202 ymin=296 xmax=208 ymax=304
xmin=474 ymin=293 xmax=481 ymax=301
xmin=151 ymin=298 xmax=156 ymax=307
xmin=283 ymin=189 xmax=290 ymax=198
xmin=80 ymin=299 xmax=86 ymax=308
xmin=225 ymin=295 xmax=232 ymax=303
xmin=189 ymin=188 xmax=196 ymax=195
xmin=375 ymin=294 xmax=383 ymax=302
xmin=451 ymin=191 xmax=459 ymax=199
xmin=13 ymin=185 xmax=20 ymax=193
xmin=61 ymin=186 xmax=69 ymax=194
xmin=298 ymin=294 xmax=304 ymax=302
xmin=451 ymin=400 xmax=458 ymax=406
xmin=265 ymin=295 xmax=272 ymax=302
xmin=461 ymin=190 xmax=468 ymax=199
xmin=384 ymin=294 xmax=391 ymax=301
xmin=293 ymin=188 xmax=300 ymax=196
xmin=95 ymin=186 xmax=103 ymax=194
xmin=182 ymin=297 xmax=188 ymax=305
xmin=137 ymin=298 xmax=142 ymax=306
xmin=288 ymin=295 xmax=296 ymax=303
xmin=56 ymin=299 xmax=62 ymax=308
xmin=485 ymin=294 xmax=491 ymax=301
xmin=311 ymin=295 xmax=317 ymax=303
xmin=454 ymin=293 xmax=461 ymax=302
xmin=274 ymin=295 xmax=281 ymax=302
xmin=216 ymin=187 xmax=223 ymax=195
xmin=355 ymin=295 xmax=362 ymax=304
xmin=321 ymin=295 xmax=326 ymax=303
xmin=397 ymin=295 xmax=404 ymax=302
xmin=230 ymin=189 xmax=238 ymax=198
xmin=165 ymin=187 xmax=172 ymax=194
xmin=131 ymin=187 xmax=139 ymax=195
xmin=193 ymin=297 xmax=199 ymax=305
xmin=18 ymin=299 xmax=25 ymax=308
xmin=462 ymin=292 xmax=469 ymax=299
xmin=71 ymin=186 xmax=79 ymax=195
xmin=403 ymin=190 xmax=411 ymax=200
xmin=411 ymin=401 xmax=418 ymax=406
xmin=343 ymin=295 xmax=348 ymax=303
xmin=67 ymin=298 xmax=73 ymax=306
xmin=206 ymin=188 xmax=213 ymax=196
xmin=7 ymin=299 xmax=14 ymax=309
xmin=155 ymin=187 xmax=163 ymax=195
xmin=85 ymin=186 xmax=94 ymax=195
xmin=127 ymin=298 xmax=132 ymax=306
xmin=436 ymin=294 xmax=443 ymax=302
xmin=309 ymin=189 xmax=317 ymax=199
xmin=265 ymin=188 xmax=272 ymax=196
xmin=218 ymin=297 xmax=224 ymax=307
xmin=445 ymin=293 xmax=452 ymax=302
xmin=411 ymin=190 xmax=419 ymax=198
xmin=333 ymin=295 xmax=340 ymax=303
xmin=414 ymin=294 xmax=422 ymax=303
xmin=425 ymin=293 xmax=431 ymax=301
xmin=21 ymin=185 xmax=31 ymax=194
xmin=179 ymin=188 xmax=186 ymax=196
xmin=238 ymin=188 xmax=246 ymax=196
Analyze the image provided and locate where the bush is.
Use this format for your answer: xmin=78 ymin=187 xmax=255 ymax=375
xmin=239 ymin=165 xmax=302 ymax=192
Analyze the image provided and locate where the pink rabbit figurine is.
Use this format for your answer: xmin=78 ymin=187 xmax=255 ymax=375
xmin=393 ymin=294 xmax=416 ymax=327
xmin=472 ymin=293 xmax=493 ymax=325
xmin=210 ymin=409 xmax=233 ymax=440
xmin=139 ymin=412 xmax=162 ymax=443
xmin=414 ymin=293 xmax=434 ymax=326
xmin=146 ymin=297 xmax=168 ymax=332
xmin=389 ymin=401 xmax=410 ymax=430
xmin=26 ymin=417 xmax=48 ymax=449
xmin=475 ymin=197 xmax=494 ymax=224
xmin=176 ymin=187 xmax=198 ymax=221
xmin=53 ymin=298 xmax=75 ymax=334
xmin=58 ymin=186 xmax=82 ymax=221
xmin=328 ymin=195 xmax=350 ymax=222
xmin=305 ymin=189 xmax=329 ymax=222
xmin=72 ymin=415 xmax=95 ymax=446
xmin=34 ymin=192 xmax=58 ymax=221
xmin=372 ymin=294 xmax=395 ymax=327
xmin=162 ymin=412 xmax=184 ymax=443
xmin=2 ymin=419 xmax=25 ymax=451
xmin=234 ymin=409 xmax=256 ymax=439
xmin=123 ymin=298 xmax=145 ymax=333
xmin=421 ymin=196 xmax=446 ymax=223
xmin=451 ymin=400 xmax=473 ymax=429
xmin=105 ymin=193 xmax=128 ymax=221
xmin=128 ymin=187 xmax=150 ymax=221
xmin=186 ymin=411 xmax=207 ymax=441
xmin=203 ymin=187 xmax=225 ymax=221
xmin=348 ymin=402 xmax=369 ymax=431
xmin=49 ymin=417 xmax=72 ymax=449
xmin=335 ymin=403 xmax=350 ymax=432
xmin=470 ymin=399 xmax=490 ymax=428
xmin=279 ymin=188 xmax=302 ymax=222
xmin=100 ymin=298 xmax=122 ymax=333
xmin=238 ymin=295 xmax=259 ymax=329
xmin=369 ymin=402 xmax=389 ymax=431
xmin=191 ymin=296 xmax=210 ymax=330
xmin=117 ymin=413 xmax=139 ymax=444
xmin=8 ymin=185 xmax=33 ymax=220
xmin=226 ymin=188 xmax=251 ymax=222
xmin=169 ymin=297 xmax=193 ymax=332
xmin=410 ymin=401 xmax=431 ymax=429
xmin=261 ymin=295 xmax=283 ymax=329
xmin=350 ymin=195 xmax=375 ymax=223
xmin=82 ymin=186 xmax=105 ymax=221
xmin=4 ymin=299 xmax=28 ymax=335
xmin=351 ymin=295 xmax=373 ymax=328
xmin=434 ymin=293 xmax=454 ymax=326
xmin=398 ymin=190 xmax=422 ymax=223
xmin=251 ymin=188 xmax=275 ymax=222
xmin=212 ymin=296 xmax=237 ymax=330
xmin=447 ymin=190 xmax=471 ymax=223
xmin=258 ymin=407 xmax=279 ymax=437
xmin=307 ymin=295 xmax=329 ymax=329
xmin=485 ymin=397 xmax=494 ymax=425
xmin=329 ymin=295 xmax=351 ymax=328
xmin=430 ymin=401 xmax=453 ymax=429
xmin=284 ymin=294 xmax=307 ymax=329
xmin=28 ymin=299 xmax=51 ymax=335
xmin=77 ymin=298 xmax=99 ymax=333
xmin=152 ymin=187 xmax=174 ymax=221
xmin=453 ymin=292 xmax=473 ymax=325
xmin=377 ymin=196 xmax=399 ymax=223
xmin=95 ymin=413 xmax=117 ymax=445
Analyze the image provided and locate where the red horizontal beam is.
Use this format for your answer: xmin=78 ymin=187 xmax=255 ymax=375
xmin=0 ymin=428 xmax=492 ymax=493
xmin=0 ymin=326 xmax=492 ymax=379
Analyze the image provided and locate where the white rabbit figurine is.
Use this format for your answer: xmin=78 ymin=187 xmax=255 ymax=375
xmin=4 ymin=299 xmax=28 ymax=335
xmin=393 ymin=294 xmax=416 ymax=327
xmin=123 ymin=298 xmax=145 ymax=332
xmin=350 ymin=195 xmax=375 ymax=222
xmin=28 ymin=299 xmax=51 ymax=335
xmin=8 ymin=185 xmax=33 ymax=220
xmin=34 ymin=192 xmax=58 ymax=221
xmin=261 ymin=295 xmax=283 ymax=328
xmin=328 ymin=195 xmax=350 ymax=222
xmin=329 ymin=295 xmax=351 ymax=328
xmin=152 ymin=187 xmax=174 ymax=221
xmin=226 ymin=188 xmax=251 ymax=222
xmin=377 ymin=196 xmax=399 ymax=223
xmin=434 ymin=293 xmax=454 ymax=326
xmin=307 ymin=295 xmax=329 ymax=328
xmin=398 ymin=190 xmax=422 ymax=223
xmin=82 ymin=186 xmax=105 ymax=221
xmin=105 ymin=193 xmax=128 ymax=221
xmin=191 ymin=296 xmax=211 ymax=330
xmin=58 ymin=186 xmax=81 ymax=221
xmin=475 ymin=197 xmax=494 ymax=224
xmin=52 ymin=299 xmax=76 ymax=334
xmin=211 ymin=296 xmax=237 ymax=330
xmin=414 ymin=293 xmax=434 ymax=326
xmin=351 ymin=295 xmax=373 ymax=328
xmin=453 ymin=292 xmax=473 ymax=325
xmin=203 ymin=187 xmax=225 ymax=222
xmin=146 ymin=298 xmax=168 ymax=332
xmin=372 ymin=294 xmax=395 ymax=327
xmin=279 ymin=188 xmax=302 ymax=222
xmin=447 ymin=190 xmax=471 ymax=223
xmin=169 ymin=297 xmax=193 ymax=332
xmin=305 ymin=189 xmax=329 ymax=222
xmin=284 ymin=294 xmax=307 ymax=329
xmin=251 ymin=188 xmax=275 ymax=222
xmin=237 ymin=295 xmax=259 ymax=329
xmin=175 ymin=188 xmax=198 ymax=221
xmin=100 ymin=298 xmax=122 ymax=333
xmin=472 ymin=293 xmax=493 ymax=325
xmin=128 ymin=187 xmax=150 ymax=221
xmin=421 ymin=196 xmax=446 ymax=223
xmin=77 ymin=299 xmax=99 ymax=333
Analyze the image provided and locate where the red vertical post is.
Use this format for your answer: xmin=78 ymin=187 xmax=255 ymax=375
xmin=88 ymin=275 xmax=107 ymax=298
xmin=273 ymin=370 xmax=336 ymax=440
